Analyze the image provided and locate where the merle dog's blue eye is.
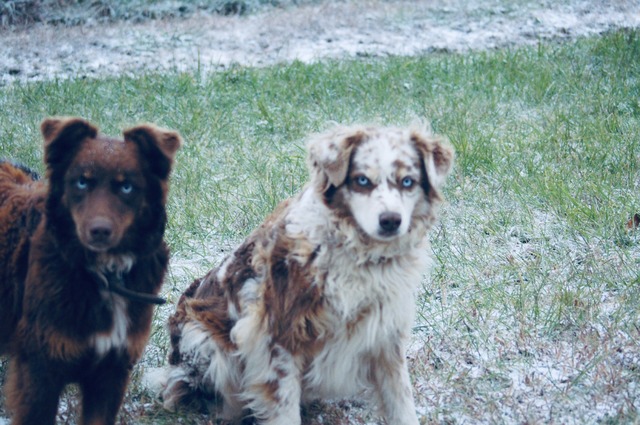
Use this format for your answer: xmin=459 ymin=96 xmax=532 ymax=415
xmin=120 ymin=182 xmax=133 ymax=194
xmin=401 ymin=177 xmax=414 ymax=188
xmin=356 ymin=175 xmax=371 ymax=187
xmin=76 ymin=177 xmax=88 ymax=190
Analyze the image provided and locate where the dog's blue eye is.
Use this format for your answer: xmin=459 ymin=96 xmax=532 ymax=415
xmin=120 ymin=182 xmax=133 ymax=194
xmin=401 ymin=177 xmax=415 ymax=188
xmin=356 ymin=175 xmax=371 ymax=187
xmin=76 ymin=177 xmax=88 ymax=190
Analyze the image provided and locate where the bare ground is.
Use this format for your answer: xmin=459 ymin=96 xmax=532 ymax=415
xmin=1 ymin=0 xmax=640 ymax=85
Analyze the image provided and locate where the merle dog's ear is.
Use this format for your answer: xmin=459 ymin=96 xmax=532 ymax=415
xmin=307 ymin=126 xmax=364 ymax=194
xmin=411 ymin=131 xmax=454 ymax=190
xmin=123 ymin=124 xmax=182 ymax=179
xmin=41 ymin=117 xmax=98 ymax=168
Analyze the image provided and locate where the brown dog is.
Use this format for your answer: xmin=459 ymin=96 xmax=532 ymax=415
xmin=0 ymin=117 xmax=181 ymax=425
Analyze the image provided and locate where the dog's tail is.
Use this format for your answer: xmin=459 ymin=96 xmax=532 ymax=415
xmin=143 ymin=364 xmax=216 ymax=414
xmin=142 ymin=366 xmax=187 ymax=411
xmin=0 ymin=160 xmax=40 ymax=182
xmin=0 ymin=161 xmax=44 ymax=233
xmin=143 ymin=365 xmax=199 ymax=412
xmin=0 ymin=161 xmax=40 ymax=205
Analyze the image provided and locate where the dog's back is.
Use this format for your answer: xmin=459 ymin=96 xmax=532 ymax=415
xmin=0 ymin=161 xmax=44 ymax=353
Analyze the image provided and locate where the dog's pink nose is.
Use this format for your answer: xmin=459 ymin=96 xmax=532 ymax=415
xmin=379 ymin=212 xmax=401 ymax=233
xmin=89 ymin=218 xmax=113 ymax=242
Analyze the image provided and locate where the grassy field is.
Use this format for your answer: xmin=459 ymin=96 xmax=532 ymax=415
xmin=1 ymin=28 xmax=639 ymax=424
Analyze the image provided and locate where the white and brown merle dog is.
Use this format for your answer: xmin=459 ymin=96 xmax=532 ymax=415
xmin=158 ymin=124 xmax=454 ymax=424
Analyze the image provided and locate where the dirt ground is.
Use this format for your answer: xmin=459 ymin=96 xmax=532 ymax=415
xmin=1 ymin=0 xmax=640 ymax=86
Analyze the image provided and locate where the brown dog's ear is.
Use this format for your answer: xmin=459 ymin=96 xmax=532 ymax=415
xmin=123 ymin=124 xmax=182 ymax=179
xmin=307 ymin=126 xmax=365 ymax=193
xmin=41 ymin=117 xmax=98 ymax=167
xmin=411 ymin=131 xmax=454 ymax=190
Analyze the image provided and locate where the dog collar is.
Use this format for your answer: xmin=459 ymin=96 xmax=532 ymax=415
xmin=103 ymin=271 xmax=166 ymax=305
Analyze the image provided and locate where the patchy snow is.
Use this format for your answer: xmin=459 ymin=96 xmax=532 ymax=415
xmin=1 ymin=0 xmax=639 ymax=85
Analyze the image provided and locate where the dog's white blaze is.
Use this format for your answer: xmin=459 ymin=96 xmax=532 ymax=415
xmin=349 ymin=181 xmax=418 ymax=239
xmin=93 ymin=294 xmax=128 ymax=358
xmin=91 ymin=254 xmax=135 ymax=358
xmin=347 ymin=135 xmax=423 ymax=240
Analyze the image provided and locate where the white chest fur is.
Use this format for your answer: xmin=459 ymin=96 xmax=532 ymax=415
xmin=301 ymin=256 xmax=418 ymax=399
xmin=90 ymin=253 xmax=135 ymax=358
xmin=92 ymin=294 xmax=129 ymax=358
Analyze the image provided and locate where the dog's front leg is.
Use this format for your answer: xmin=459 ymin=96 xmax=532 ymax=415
xmin=78 ymin=360 xmax=130 ymax=425
xmin=6 ymin=356 xmax=64 ymax=425
xmin=372 ymin=344 xmax=420 ymax=425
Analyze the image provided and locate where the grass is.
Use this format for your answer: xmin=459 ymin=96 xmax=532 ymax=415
xmin=1 ymin=28 xmax=640 ymax=424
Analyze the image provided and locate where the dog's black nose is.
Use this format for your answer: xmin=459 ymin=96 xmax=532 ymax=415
xmin=379 ymin=212 xmax=402 ymax=233
xmin=89 ymin=219 xmax=113 ymax=241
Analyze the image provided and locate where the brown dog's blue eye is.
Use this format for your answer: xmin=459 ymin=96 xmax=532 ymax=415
xmin=76 ymin=177 xmax=88 ymax=190
xmin=120 ymin=182 xmax=133 ymax=194
xmin=401 ymin=177 xmax=414 ymax=188
xmin=356 ymin=175 xmax=371 ymax=187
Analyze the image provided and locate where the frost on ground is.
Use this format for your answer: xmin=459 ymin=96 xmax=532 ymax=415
xmin=1 ymin=0 xmax=640 ymax=424
xmin=1 ymin=0 xmax=640 ymax=85
xmin=407 ymin=200 xmax=640 ymax=424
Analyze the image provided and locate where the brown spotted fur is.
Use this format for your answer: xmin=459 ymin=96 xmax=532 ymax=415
xmin=161 ymin=125 xmax=454 ymax=425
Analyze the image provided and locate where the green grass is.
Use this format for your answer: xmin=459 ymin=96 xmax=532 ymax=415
xmin=1 ymin=29 xmax=639 ymax=424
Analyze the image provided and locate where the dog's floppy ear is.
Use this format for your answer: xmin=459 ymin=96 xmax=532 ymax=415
xmin=123 ymin=124 xmax=182 ymax=180
xmin=41 ymin=117 xmax=98 ymax=167
xmin=307 ymin=126 xmax=365 ymax=193
xmin=411 ymin=131 xmax=454 ymax=190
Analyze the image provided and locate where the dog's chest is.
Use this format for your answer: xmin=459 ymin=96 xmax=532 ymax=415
xmin=92 ymin=293 xmax=129 ymax=358
xmin=302 ymin=278 xmax=413 ymax=397
xmin=90 ymin=255 xmax=134 ymax=358
xmin=302 ymin=302 xmax=399 ymax=399
xmin=298 ymin=251 xmax=418 ymax=398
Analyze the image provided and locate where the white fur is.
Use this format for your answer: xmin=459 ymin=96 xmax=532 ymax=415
xmin=90 ymin=254 xmax=135 ymax=358
xmin=159 ymin=125 xmax=454 ymax=425
xmin=92 ymin=294 xmax=129 ymax=358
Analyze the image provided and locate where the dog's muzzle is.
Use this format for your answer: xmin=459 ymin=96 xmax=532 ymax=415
xmin=378 ymin=211 xmax=402 ymax=236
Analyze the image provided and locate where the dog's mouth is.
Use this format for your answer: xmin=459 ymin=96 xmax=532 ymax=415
xmin=85 ymin=241 xmax=114 ymax=252
xmin=376 ymin=228 xmax=401 ymax=240
xmin=79 ymin=218 xmax=122 ymax=252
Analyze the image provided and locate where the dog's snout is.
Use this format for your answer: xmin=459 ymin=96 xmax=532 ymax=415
xmin=88 ymin=218 xmax=113 ymax=242
xmin=379 ymin=212 xmax=402 ymax=233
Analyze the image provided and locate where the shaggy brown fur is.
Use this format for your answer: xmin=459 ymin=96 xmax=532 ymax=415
xmin=0 ymin=117 xmax=181 ymax=425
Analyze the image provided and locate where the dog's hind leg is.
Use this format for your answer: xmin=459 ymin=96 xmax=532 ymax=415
xmin=241 ymin=344 xmax=303 ymax=425
xmin=6 ymin=357 xmax=64 ymax=425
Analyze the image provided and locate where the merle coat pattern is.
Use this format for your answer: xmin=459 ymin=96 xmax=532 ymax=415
xmin=158 ymin=124 xmax=454 ymax=425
